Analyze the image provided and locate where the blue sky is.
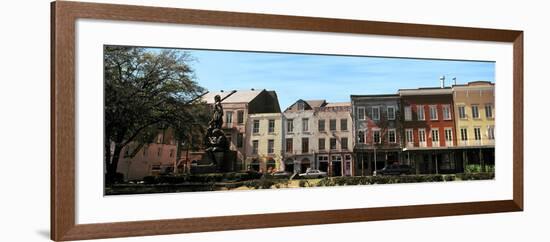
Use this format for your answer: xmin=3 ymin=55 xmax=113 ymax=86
xmin=163 ymin=48 xmax=495 ymax=109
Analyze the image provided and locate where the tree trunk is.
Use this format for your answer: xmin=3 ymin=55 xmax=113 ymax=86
xmin=106 ymin=144 xmax=123 ymax=185
xmin=175 ymin=135 xmax=183 ymax=174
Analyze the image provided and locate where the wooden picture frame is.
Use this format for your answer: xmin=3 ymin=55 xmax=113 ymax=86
xmin=51 ymin=1 xmax=523 ymax=241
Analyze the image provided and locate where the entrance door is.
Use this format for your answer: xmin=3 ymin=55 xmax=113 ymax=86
xmin=300 ymin=158 xmax=311 ymax=173
xmin=249 ymin=159 xmax=260 ymax=172
xmin=318 ymin=155 xmax=329 ymax=172
xmin=331 ymin=155 xmax=342 ymax=176
xmin=284 ymin=159 xmax=294 ymax=173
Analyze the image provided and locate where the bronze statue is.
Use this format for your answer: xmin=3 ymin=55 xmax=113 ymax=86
xmin=209 ymin=95 xmax=224 ymax=129
xmin=204 ymin=92 xmax=235 ymax=165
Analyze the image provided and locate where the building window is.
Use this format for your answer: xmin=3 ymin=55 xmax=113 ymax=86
xmin=418 ymin=129 xmax=426 ymax=143
xmin=460 ymin=128 xmax=468 ymax=141
xmin=429 ymin=105 xmax=438 ymax=120
xmin=405 ymin=129 xmax=413 ymax=143
xmin=301 ymin=138 xmax=309 ymax=153
xmin=225 ymin=111 xmax=233 ymax=127
xmin=340 ymin=119 xmax=348 ymax=131
xmin=372 ymin=106 xmax=380 ymax=120
xmin=404 ymin=106 xmax=412 ymax=121
xmin=297 ymin=101 xmax=305 ymax=111
xmin=330 ymin=138 xmax=337 ymax=150
xmin=373 ymin=129 xmax=381 ymax=144
xmin=318 ymin=155 xmax=328 ymax=163
xmin=225 ymin=134 xmax=232 ymax=146
xmin=268 ymin=119 xmax=275 ymax=133
xmin=417 ymin=105 xmax=425 ymax=120
xmin=151 ymin=164 xmax=161 ymax=172
xmin=237 ymin=110 xmax=244 ymax=124
xmin=318 ymin=119 xmax=325 ymax=132
xmin=253 ymin=120 xmax=260 ymax=134
xmin=474 ymin=127 xmax=482 ymax=140
xmin=431 ymin=129 xmax=440 ymax=143
xmin=341 ymin=137 xmax=348 ymax=150
xmin=285 ymin=138 xmax=293 ymax=153
xmin=358 ymin=130 xmax=365 ymax=144
xmin=388 ymin=129 xmax=396 ymax=143
xmin=267 ymin=139 xmax=274 ymax=154
xmin=472 ymin=105 xmax=480 ymax=119
xmin=287 ymin=119 xmax=294 ymax=133
xmin=142 ymin=146 xmax=148 ymax=157
xmin=357 ymin=107 xmax=365 ymax=120
xmin=458 ymin=106 xmax=466 ymax=119
xmin=329 ymin=119 xmax=337 ymax=131
xmin=445 ymin=128 xmax=453 ymax=143
xmin=302 ymin=118 xmax=309 ymax=132
xmin=318 ymin=138 xmax=325 ymax=150
xmin=485 ymin=104 xmax=493 ymax=118
xmin=487 ymin=126 xmax=495 ymax=140
xmin=443 ymin=105 xmax=452 ymax=120
xmin=387 ymin=106 xmax=396 ymax=120
xmin=318 ymin=155 xmax=329 ymax=171
xmin=252 ymin=140 xmax=259 ymax=154
xmin=156 ymin=133 xmax=163 ymax=144
xmin=237 ymin=133 xmax=243 ymax=148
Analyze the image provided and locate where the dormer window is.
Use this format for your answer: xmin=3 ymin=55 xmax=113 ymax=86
xmin=297 ymin=101 xmax=305 ymax=111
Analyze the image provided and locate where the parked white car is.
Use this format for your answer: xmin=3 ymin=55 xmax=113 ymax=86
xmin=298 ymin=168 xmax=327 ymax=179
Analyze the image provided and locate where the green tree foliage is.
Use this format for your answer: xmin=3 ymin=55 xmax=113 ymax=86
xmin=104 ymin=46 xmax=209 ymax=184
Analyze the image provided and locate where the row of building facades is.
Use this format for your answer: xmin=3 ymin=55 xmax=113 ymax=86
xmin=117 ymin=81 xmax=495 ymax=180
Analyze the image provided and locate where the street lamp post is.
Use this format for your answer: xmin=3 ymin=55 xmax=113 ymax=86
xmin=373 ymin=146 xmax=377 ymax=176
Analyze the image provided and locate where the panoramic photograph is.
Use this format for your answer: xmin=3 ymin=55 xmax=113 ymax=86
xmin=103 ymin=45 xmax=496 ymax=195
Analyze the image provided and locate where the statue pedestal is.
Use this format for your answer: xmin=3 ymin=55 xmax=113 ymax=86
xmin=190 ymin=150 xmax=237 ymax=174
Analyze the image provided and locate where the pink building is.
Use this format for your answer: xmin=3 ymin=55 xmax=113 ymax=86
xmin=116 ymin=129 xmax=181 ymax=180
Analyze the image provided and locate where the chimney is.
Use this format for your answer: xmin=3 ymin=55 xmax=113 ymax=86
xmin=452 ymin=77 xmax=457 ymax=86
xmin=440 ymin=75 xmax=446 ymax=88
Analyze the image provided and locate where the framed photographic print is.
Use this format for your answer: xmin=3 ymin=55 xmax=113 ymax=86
xmin=51 ymin=1 xmax=523 ymax=241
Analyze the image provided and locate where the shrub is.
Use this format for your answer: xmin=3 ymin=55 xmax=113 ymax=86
xmin=444 ymin=175 xmax=456 ymax=182
xmin=465 ymin=165 xmax=495 ymax=173
xmin=143 ymin=176 xmax=157 ymax=184
xmin=243 ymin=178 xmax=278 ymax=189
xmin=317 ymin=178 xmax=335 ymax=186
xmin=457 ymin=172 xmax=494 ymax=180
xmin=157 ymin=175 xmax=189 ymax=184
xmin=312 ymin=174 xmax=462 ymax=187
xmin=113 ymin=172 xmax=125 ymax=184
xmin=187 ymin=173 xmax=224 ymax=183
xmin=299 ymin=180 xmax=308 ymax=187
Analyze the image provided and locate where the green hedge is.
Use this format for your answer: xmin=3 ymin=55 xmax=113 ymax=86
xmin=142 ymin=172 xmax=262 ymax=185
xmin=465 ymin=165 xmax=495 ymax=173
xmin=140 ymin=172 xmax=494 ymax=187
xmin=244 ymin=179 xmax=274 ymax=189
xmin=316 ymin=173 xmax=493 ymax=187
xmin=457 ymin=172 xmax=494 ymax=180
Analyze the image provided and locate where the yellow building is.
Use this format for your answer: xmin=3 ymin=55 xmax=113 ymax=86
xmin=452 ymin=81 xmax=495 ymax=171
xmin=246 ymin=113 xmax=284 ymax=173
xmin=453 ymin=81 xmax=495 ymax=147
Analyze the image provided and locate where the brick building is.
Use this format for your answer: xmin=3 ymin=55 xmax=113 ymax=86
xmin=351 ymin=94 xmax=402 ymax=175
xmin=399 ymin=87 xmax=458 ymax=174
